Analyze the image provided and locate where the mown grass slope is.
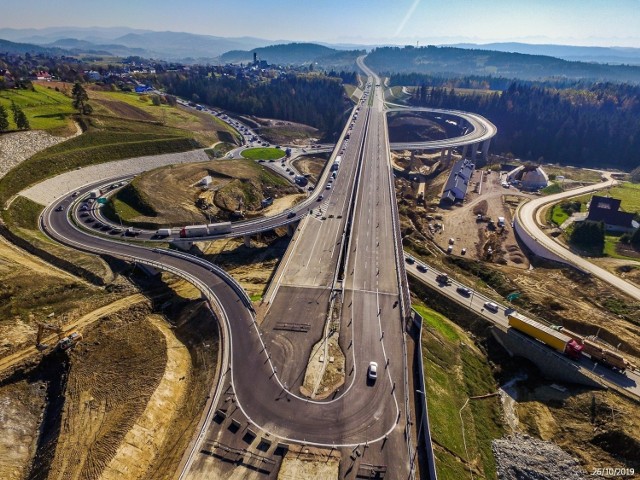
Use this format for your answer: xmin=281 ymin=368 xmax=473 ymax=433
xmin=415 ymin=304 xmax=504 ymax=479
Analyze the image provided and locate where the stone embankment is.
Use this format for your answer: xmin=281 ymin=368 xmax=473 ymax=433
xmin=0 ymin=130 xmax=74 ymax=180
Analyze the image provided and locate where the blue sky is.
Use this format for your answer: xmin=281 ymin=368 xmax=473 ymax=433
xmin=3 ymin=0 xmax=640 ymax=47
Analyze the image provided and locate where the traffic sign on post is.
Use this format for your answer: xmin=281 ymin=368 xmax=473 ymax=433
xmin=96 ymin=197 xmax=107 ymax=204
xmin=506 ymin=291 xmax=521 ymax=302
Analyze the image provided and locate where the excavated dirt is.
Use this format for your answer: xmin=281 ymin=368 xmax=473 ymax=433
xmin=512 ymin=385 xmax=640 ymax=475
xmin=0 ymin=380 xmax=47 ymax=480
xmin=47 ymin=304 xmax=167 ymax=480
xmin=278 ymin=446 xmax=340 ymax=480
xmin=100 ymin=314 xmax=191 ymax=479
xmin=202 ymin=233 xmax=290 ymax=299
xmin=0 ymin=235 xmax=132 ymax=362
xmin=115 ymin=159 xmax=300 ymax=227
xmin=292 ymin=156 xmax=327 ymax=185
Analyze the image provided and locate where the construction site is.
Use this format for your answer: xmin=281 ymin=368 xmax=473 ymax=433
xmin=0 ymin=96 xmax=639 ymax=480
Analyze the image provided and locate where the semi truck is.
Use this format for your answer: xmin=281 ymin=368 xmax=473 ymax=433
xmin=331 ymin=156 xmax=342 ymax=171
xmin=551 ymin=325 xmax=635 ymax=372
xmin=508 ymin=313 xmax=583 ymax=359
xmin=180 ymin=225 xmax=209 ymax=238
xmin=179 ymin=222 xmax=232 ymax=238
xmin=581 ymin=339 xmax=634 ymax=371
xmin=207 ymin=222 xmax=232 ymax=235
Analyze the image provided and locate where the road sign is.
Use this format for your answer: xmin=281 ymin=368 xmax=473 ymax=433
xmin=96 ymin=197 xmax=107 ymax=204
xmin=506 ymin=292 xmax=521 ymax=301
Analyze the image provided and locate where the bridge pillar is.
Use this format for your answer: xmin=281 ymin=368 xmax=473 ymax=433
xmin=287 ymin=223 xmax=296 ymax=237
xmin=461 ymin=145 xmax=468 ymax=160
xmin=471 ymin=142 xmax=478 ymax=163
xmin=481 ymin=139 xmax=491 ymax=164
xmin=447 ymin=148 xmax=452 ymax=163
xmin=170 ymin=240 xmax=193 ymax=251
xmin=244 ymin=235 xmax=252 ymax=248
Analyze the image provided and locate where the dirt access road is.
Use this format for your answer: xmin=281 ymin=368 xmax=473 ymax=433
xmin=434 ymin=169 xmax=533 ymax=267
xmin=0 ymin=293 xmax=148 ymax=376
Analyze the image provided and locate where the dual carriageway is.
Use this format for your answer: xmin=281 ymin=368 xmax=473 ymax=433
xmin=31 ymin=56 xmax=639 ymax=479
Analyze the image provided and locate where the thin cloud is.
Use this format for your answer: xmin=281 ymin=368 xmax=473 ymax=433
xmin=394 ymin=0 xmax=422 ymax=37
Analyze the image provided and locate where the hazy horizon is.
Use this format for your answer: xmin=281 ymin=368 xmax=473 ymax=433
xmin=2 ymin=0 xmax=640 ymax=49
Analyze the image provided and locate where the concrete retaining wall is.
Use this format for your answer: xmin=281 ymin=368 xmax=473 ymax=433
xmin=491 ymin=327 xmax=602 ymax=389
xmin=513 ymin=217 xmax=568 ymax=265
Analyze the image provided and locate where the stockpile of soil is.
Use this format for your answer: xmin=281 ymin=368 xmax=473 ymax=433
xmin=493 ymin=435 xmax=586 ymax=480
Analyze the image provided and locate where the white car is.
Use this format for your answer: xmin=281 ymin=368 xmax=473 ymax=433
xmin=484 ymin=302 xmax=499 ymax=313
xmin=368 ymin=361 xmax=378 ymax=381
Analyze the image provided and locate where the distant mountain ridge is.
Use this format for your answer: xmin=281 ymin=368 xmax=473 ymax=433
xmin=451 ymin=42 xmax=640 ymax=65
xmin=366 ymin=45 xmax=640 ymax=84
xmin=221 ymin=43 xmax=339 ymax=64
xmin=0 ymin=38 xmax=69 ymax=56
xmin=0 ymin=27 xmax=278 ymax=62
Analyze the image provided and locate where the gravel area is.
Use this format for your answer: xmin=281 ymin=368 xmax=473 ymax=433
xmin=0 ymin=130 xmax=75 ymax=180
xmin=20 ymin=149 xmax=210 ymax=206
xmin=493 ymin=435 xmax=587 ymax=480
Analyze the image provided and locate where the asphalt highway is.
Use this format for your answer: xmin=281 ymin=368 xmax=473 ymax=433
xmin=516 ymin=175 xmax=640 ymax=302
xmin=404 ymin=256 xmax=640 ymax=399
xmin=34 ymin=58 xmax=640 ymax=479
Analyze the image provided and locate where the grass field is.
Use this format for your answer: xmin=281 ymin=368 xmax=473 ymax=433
xmin=541 ymin=182 xmax=563 ymax=195
xmin=0 ymin=85 xmax=76 ymax=135
xmin=542 ymin=165 xmax=603 ymax=183
xmin=606 ymin=182 xmax=640 ymax=213
xmin=550 ymin=204 xmax=570 ymax=226
xmin=0 ymin=82 xmax=253 ymax=205
xmin=87 ymin=88 xmax=242 ymax=146
xmin=414 ymin=304 xmax=504 ymax=479
xmin=241 ymin=147 xmax=285 ymax=160
xmin=343 ymin=84 xmax=357 ymax=100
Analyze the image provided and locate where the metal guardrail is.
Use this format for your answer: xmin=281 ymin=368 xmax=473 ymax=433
xmin=156 ymin=248 xmax=255 ymax=313
xmin=413 ymin=309 xmax=439 ymax=480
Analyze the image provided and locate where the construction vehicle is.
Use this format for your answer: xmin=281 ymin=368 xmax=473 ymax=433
xmin=36 ymin=322 xmax=82 ymax=351
xmin=36 ymin=322 xmax=63 ymax=351
xmin=59 ymin=332 xmax=83 ymax=350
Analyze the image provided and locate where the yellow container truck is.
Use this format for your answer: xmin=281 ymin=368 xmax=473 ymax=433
xmin=508 ymin=313 xmax=583 ymax=359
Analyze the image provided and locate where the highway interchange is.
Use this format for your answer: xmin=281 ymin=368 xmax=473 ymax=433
xmin=30 ymin=55 xmax=639 ymax=478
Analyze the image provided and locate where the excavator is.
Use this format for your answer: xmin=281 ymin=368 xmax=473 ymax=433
xmin=36 ymin=322 xmax=82 ymax=351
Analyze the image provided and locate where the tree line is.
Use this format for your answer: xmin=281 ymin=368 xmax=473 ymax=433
xmin=412 ymin=82 xmax=640 ymax=171
xmin=156 ymin=72 xmax=350 ymax=138
xmin=0 ymin=102 xmax=30 ymax=131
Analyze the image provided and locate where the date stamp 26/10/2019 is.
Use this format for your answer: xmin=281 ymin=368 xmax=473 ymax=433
xmin=591 ymin=467 xmax=635 ymax=477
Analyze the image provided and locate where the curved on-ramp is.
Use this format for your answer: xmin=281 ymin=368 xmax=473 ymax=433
xmin=515 ymin=175 xmax=640 ymax=302
xmin=386 ymin=105 xmax=497 ymax=150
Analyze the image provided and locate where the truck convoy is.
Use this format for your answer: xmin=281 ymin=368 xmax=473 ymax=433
xmin=508 ymin=312 xmax=636 ymax=371
xmin=179 ymin=222 xmax=232 ymax=238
